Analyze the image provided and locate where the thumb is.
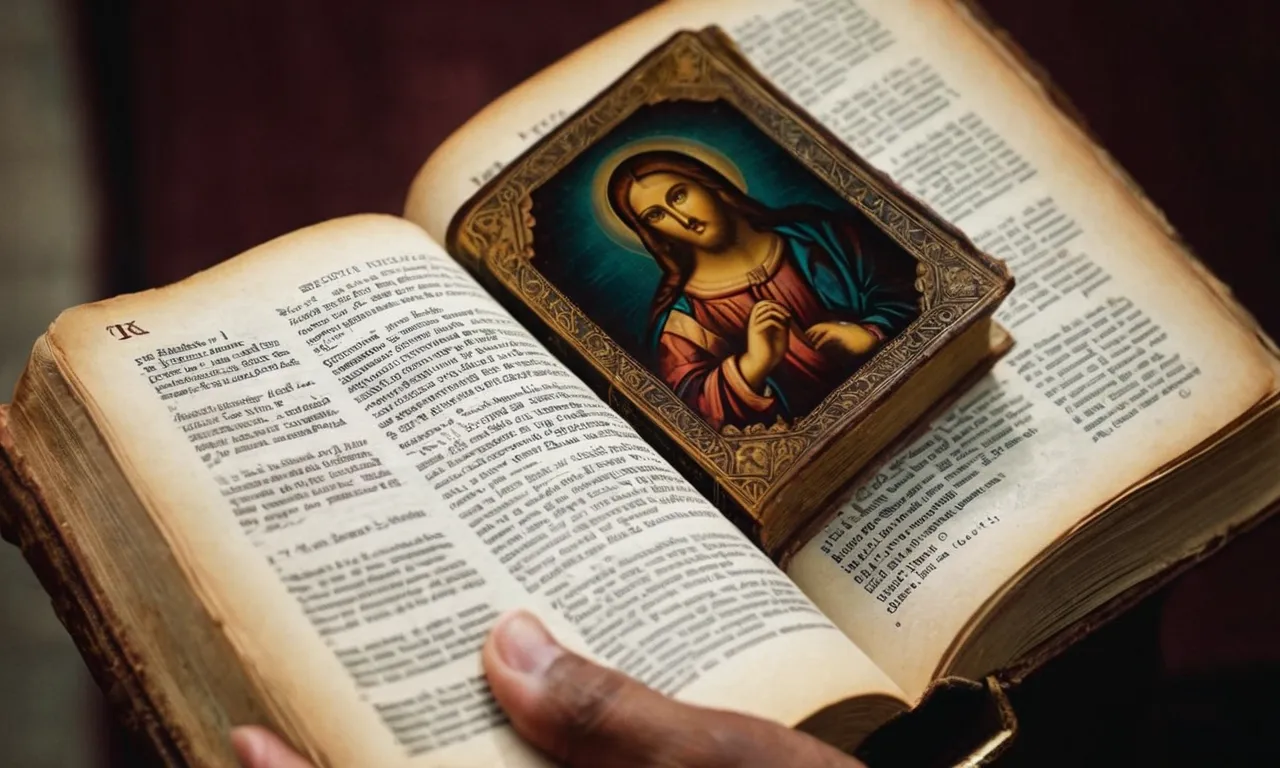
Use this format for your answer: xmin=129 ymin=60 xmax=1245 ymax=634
xmin=482 ymin=610 xmax=862 ymax=768
xmin=230 ymin=726 xmax=315 ymax=768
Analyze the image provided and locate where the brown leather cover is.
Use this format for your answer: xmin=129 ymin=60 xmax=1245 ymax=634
xmin=0 ymin=405 xmax=188 ymax=767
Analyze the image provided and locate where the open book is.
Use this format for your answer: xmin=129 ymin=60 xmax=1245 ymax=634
xmin=2 ymin=1 xmax=1278 ymax=766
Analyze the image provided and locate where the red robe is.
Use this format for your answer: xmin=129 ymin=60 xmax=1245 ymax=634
xmin=655 ymin=243 xmax=882 ymax=429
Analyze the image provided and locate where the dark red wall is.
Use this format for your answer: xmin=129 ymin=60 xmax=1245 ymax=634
xmin=78 ymin=0 xmax=655 ymax=294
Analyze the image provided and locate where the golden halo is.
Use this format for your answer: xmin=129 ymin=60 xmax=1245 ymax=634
xmin=590 ymin=137 xmax=748 ymax=256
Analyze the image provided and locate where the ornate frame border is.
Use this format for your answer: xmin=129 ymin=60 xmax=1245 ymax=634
xmin=451 ymin=28 xmax=1009 ymax=515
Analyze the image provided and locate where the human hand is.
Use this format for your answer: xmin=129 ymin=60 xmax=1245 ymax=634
xmin=232 ymin=610 xmax=866 ymax=768
xmin=740 ymin=300 xmax=792 ymax=393
xmin=806 ymin=322 xmax=881 ymax=358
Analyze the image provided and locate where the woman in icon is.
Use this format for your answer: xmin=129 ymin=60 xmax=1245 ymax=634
xmin=607 ymin=150 xmax=919 ymax=430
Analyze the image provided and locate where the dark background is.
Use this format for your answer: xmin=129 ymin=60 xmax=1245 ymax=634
xmin=49 ymin=0 xmax=1280 ymax=764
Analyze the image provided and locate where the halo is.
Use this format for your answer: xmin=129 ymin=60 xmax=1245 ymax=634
xmin=590 ymin=136 xmax=748 ymax=256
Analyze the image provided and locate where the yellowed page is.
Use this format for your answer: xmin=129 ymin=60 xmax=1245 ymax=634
xmin=404 ymin=0 xmax=1273 ymax=699
xmin=46 ymin=214 xmax=903 ymax=766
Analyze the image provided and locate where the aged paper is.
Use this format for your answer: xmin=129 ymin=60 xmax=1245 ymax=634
xmin=406 ymin=0 xmax=1273 ymax=698
xmin=48 ymin=216 xmax=903 ymax=765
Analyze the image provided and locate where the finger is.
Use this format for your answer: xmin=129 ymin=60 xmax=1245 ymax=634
xmin=759 ymin=318 xmax=791 ymax=335
xmin=747 ymin=303 xmax=778 ymax=323
xmin=752 ymin=300 xmax=790 ymax=320
xmin=763 ymin=301 xmax=791 ymax=320
xmin=754 ymin=307 xmax=791 ymax=327
xmin=483 ymin=611 xmax=860 ymax=768
xmin=230 ymin=726 xmax=315 ymax=768
xmin=808 ymin=324 xmax=833 ymax=341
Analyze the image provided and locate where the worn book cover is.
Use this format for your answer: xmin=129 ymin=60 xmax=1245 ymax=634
xmin=450 ymin=27 xmax=1013 ymax=558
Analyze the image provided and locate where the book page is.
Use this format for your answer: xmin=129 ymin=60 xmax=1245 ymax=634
xmin=405 ymin=0 xmax=1274 ymax=699
xmin=46 ymin=215 xmax=903 ymax=766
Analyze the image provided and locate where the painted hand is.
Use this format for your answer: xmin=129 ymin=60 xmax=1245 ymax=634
xmin=232 ymin=611 xmax=867 ymax=768
xmin=739 ymin=300 xmax=792 ymax=393
xmin=806 ymin=321 xmax=881 ymax=358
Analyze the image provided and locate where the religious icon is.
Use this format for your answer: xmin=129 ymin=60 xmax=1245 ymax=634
xmin=450 ymin=28 xmax=1011 ymax=550
xmin=529 ymin=101 xmax=922 ymax=430
xmin=606 ymin=149 xmax=919 ymax=429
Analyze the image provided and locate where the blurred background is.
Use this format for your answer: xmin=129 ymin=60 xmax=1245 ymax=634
xmin=0 ymin=0 xmax=1275 ymax=765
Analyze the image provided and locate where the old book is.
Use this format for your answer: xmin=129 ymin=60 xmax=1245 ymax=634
xmin=448 ymin=27 xmax=1013 ymax=559
xmin=3 ymin=1 xmax=1279 ymax=767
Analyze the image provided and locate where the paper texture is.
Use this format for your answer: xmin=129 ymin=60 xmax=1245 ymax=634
xmin=405 ymin=0 xmax=1273 ymax=698
xmin=45 ymin=216 xmax=901 ymax=765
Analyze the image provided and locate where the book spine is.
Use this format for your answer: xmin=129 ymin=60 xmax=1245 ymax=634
xmin=0 ymin=409 xmax=187 ymax=768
